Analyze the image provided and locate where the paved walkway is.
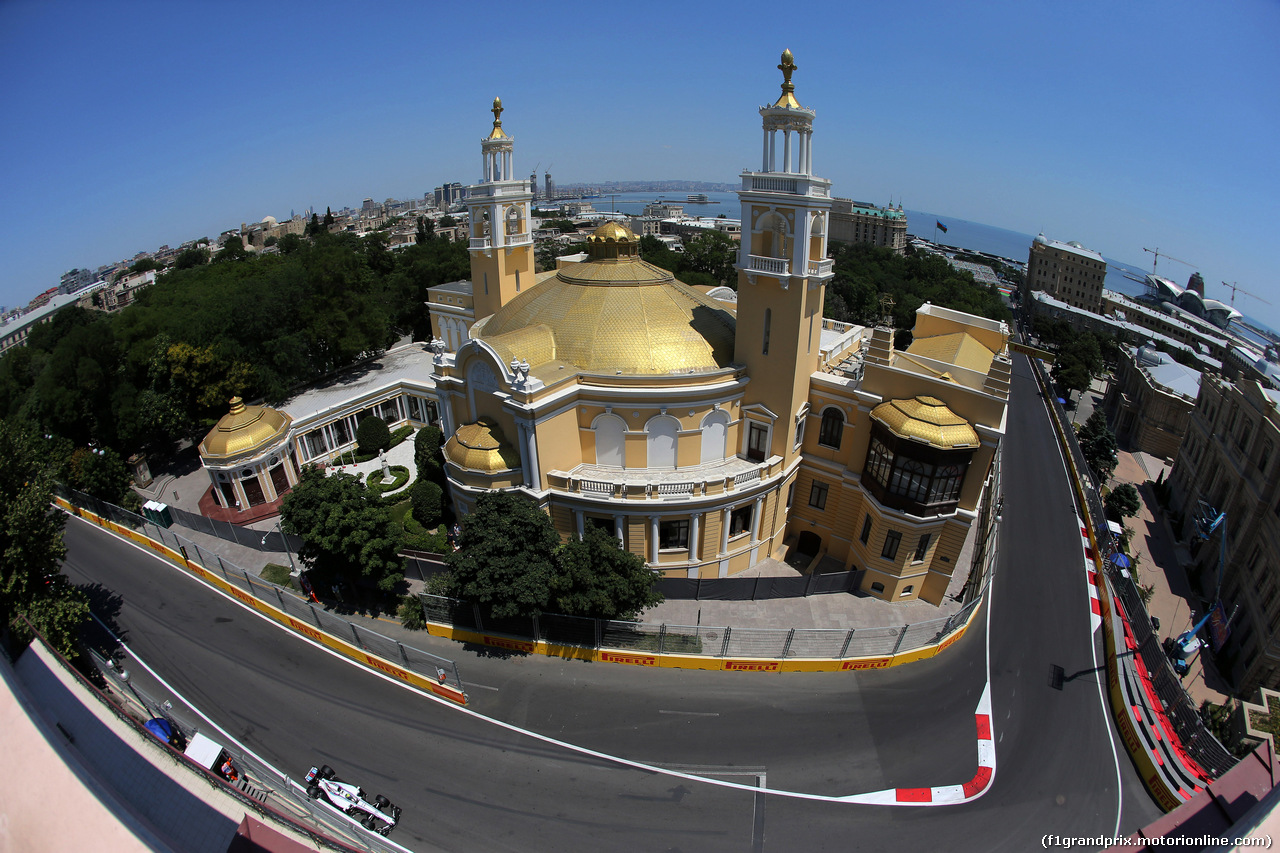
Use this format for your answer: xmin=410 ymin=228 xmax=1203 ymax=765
xmin=1106 ymin=448 xmax=1233 ymax=705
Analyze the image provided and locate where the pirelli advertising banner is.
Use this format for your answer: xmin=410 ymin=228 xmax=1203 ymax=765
xmin=56 ymin=499 xmax=468 ymax=707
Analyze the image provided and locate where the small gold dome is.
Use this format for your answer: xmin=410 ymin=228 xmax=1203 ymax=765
xmin=870 ymin=396 xmax=979 ymax=449
xmin=773 ymin=48 xmax=802 ymax=109
xmin=444 ymin=419 xmax=521 ymax=473
xmin=487 ymin=96 xmax=507 ymax=139
xmin=590 ymin=221 xmax=635 ymax=242
xmin=200 ymin=397 xmax=293 ymax=461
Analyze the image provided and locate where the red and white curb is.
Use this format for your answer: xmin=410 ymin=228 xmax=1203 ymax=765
xmin=841 ymin=683 xmax=995 ymax=805
xmin=1080 ymin=517 xmax=1102 ymax=633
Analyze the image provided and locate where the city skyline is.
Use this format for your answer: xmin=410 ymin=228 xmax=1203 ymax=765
xmin=1 ymin=1 xmax=1275 ymax=328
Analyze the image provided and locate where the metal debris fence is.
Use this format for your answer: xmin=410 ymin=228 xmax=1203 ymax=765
xmin=56 ymin=484 xmax=466 ymax=695
xmin=417 ymin=591 xmax=985 ymax=661
xmin=1028 ymin=355 xmax=1237 ymax=778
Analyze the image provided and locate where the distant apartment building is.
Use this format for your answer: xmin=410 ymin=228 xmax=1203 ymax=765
xmin=643 ymin=202 xmax=684 ymax=219
xmin=1104 ymin=344 xmax=1202 ymax=459
xmin=59 ymin=268 xmax=98 ymax=294
xmin=433 ymin=183 xmax=465 ymax=208
xmin=1024 ymin=233 xmax=1107 ymax=312
xmin=829 ymin=199 xmax=907 ymax=253
xmin=543 ymin=171 xmax=555 ymax=200
xmin=1168 ymin=373 xmax=1280 ymax=698
xmin=663 ymin=217 xmax=742 ymax=242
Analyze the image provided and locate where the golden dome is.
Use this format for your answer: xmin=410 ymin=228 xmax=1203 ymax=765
xmin=444 ymin=419 xmax=520 ymax=473
xmin=200 ymin=397 xmax=292 ymax=461
xmin=477 ymin=257 xmax=736 ymax=375
xmin=870 ymin=396 xmax=979 ymax=449
xmin=590 ymin=221 xmax=635 ymax=242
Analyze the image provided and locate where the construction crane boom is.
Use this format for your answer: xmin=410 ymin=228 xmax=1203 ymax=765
xmin=1143 ymin=247 xmax=1198 ymax=274
xmin=1222 ymin=281 xmax=1272 ymax=307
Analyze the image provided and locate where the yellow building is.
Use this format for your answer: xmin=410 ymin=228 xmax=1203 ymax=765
xmin=431 ymin=52 xmax=1011 ymax=603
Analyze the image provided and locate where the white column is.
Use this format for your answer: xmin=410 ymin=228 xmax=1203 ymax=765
xmin=614 ymin=514 xmax=625 ymax=546
xmin=690 ymin=512 xmax=701 ymax=562
xmin=719 ymin=508 xmax=730 ymax=555
xmin=762 ymin=128 xmax=770 ymax=172
xmin=783 ymin=130 xmax=792 ymax=174
xmin=574 ymin=509 xmax=585 ymax=541
xmin=750 ymin=497 xmax=764 ymax=544
xmin=507 ymin=150 xmax=514 ymax=179
xmin=649 ymin=516 xmax=660 ymax=564
xmin=768 ymin=132 xmax=776 ymax=172
xmin=806 ymin=131 xmax=814 ymax=174
xmin=523 ymin=422 xmax=540 ymax=488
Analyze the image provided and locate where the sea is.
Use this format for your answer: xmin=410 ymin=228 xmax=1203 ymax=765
xmin=562 ymin=190 xmax=1276 ymax=345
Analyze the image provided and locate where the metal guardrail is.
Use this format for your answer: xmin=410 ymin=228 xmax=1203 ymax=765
xmin=1025 ymin=355 xmax=1237 ymax=778
xmin=55 ymin=484 xmax=466 ymax=695
xmin=418 ymin=575 xmax=988 ymax=662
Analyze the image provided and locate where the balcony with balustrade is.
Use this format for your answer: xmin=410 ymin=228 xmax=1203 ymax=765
xmin=739 ymin=171 xmax=831 ymax=199
xmin=546 ymin=454 xmax=784 ymax=504
xmin=745 ymin=255 xmax=790 ymax=277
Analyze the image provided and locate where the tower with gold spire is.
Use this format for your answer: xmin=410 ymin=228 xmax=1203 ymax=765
xmin=467 ymin=97 xmax=535 ymax=324
xmin=733 ymin=50 xmax=834 ymax=468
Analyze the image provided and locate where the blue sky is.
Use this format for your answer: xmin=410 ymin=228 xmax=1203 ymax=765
xmin=1 ymin=1 xmax=1276 ymax=328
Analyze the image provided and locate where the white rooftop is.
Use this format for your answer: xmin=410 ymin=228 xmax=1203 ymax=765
xmin=279 ymin=344 xmax=435 ymax=422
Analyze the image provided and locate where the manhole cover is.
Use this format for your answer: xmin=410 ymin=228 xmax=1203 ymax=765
xmin=705 ymin=632 xmax=718 ymax=640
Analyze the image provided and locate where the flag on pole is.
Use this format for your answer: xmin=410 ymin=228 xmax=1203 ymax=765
xmin=936 ymin=221 xmax=948 ymax=234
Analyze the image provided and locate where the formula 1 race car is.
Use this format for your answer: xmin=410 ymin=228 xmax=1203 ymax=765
xmin=305 ymin=765 xmax=402 ymax=836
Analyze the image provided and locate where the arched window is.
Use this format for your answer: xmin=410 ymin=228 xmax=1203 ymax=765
xmin=594 ymin=414 xmax=626 ymax=468
xmin=646 ymin=416 xmax=679 ymax=470
xmin=700 ymin=410 xmax=730 ymax=464
xmin=757 ymin=212 xmax=790 ymax=259
xmin=818 ymin=408 xmax=844 ymax=449
xmin=505 ymin=205 xmax=522 ymax=235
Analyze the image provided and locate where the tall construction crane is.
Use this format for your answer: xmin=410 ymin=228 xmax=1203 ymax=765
xmin=1222 ymin=281 xmax=1271 ymax=307
xmin=1144 ymin=247 xmax=1198 ymax=274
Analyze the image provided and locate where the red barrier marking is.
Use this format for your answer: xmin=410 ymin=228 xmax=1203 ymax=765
xmin=975 ymin=714 xmax=991 ymax=740
xmin=895 ymin=788 xmax=931 ymax=803
xmin=963 ymin=766 xmax=993 ymax=798
xmin=1091 ymin=598 xmax=1102 ymax=616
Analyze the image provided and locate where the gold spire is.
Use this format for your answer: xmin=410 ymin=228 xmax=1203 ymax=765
xmin=772 ymin=48 xmax=801 ymax=109
xmin=488 ymin=96 xmax=506 ymax=139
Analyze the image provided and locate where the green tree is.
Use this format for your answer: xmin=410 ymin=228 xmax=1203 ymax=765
xmin=356 ymin=415 xmax=390 ymax=455
xmin=215 ymin=236 xmax=247 ymax=262
xmin=1105 ymin=483 xmax=1142 ymax=519
xmin=415 ymin=216 xmax=433 ymax=244
xmin=414 ymin=425 xmax=445 ymax=484
xmin=439 ymin=214 xmax=457 ymax=228
xmin=305 ymin=213 xmax=323 ymax=237
xmin=1079 ymin=411 xmax=1119 ymax=482
xmin=410 ymin=479 xmax=443 ymax=529
xmin=552 ymin=525 xmax=662 ymax=619
xmin=280 ymin=466 xmax=404 ymax=591
xmin=638 ymin=234 xmax=680 ymax=273
xmin=0 ymin=423 xmax=88 ymax=659
xmin=173 ymin=246 xmax=210 ymax=270
xmin=443 ymin=492 xmax=561 ymax=619
xmin=323 ymin=207 xmax=335 ymax=228
xmin=678 ymin=230 xmax=737 ymax=288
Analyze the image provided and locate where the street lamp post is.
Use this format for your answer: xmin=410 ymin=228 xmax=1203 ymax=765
xmin=262 ymin=520 xmax=298 ymax=577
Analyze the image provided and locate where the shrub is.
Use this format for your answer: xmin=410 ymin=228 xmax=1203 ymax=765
xmin=397 ymin=594 xmax=426 ymax=630
xmin=367 ymin=465 xmax=410 ymax=496
xmin=411 ymin=480 xmax=444 ymax=529
xmin=356 ymin=415 xmax=391 ymax=455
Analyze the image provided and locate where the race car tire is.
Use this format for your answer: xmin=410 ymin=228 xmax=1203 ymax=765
xmin=373 ymin=795 xmax=390 ymax=809
xmin=307 ymin=785 xmax=322 ymax=800
xmin=319 ymin=764 xmax=336 ymax=780
xmin=362 ymin=816 xmax=377 ymax=830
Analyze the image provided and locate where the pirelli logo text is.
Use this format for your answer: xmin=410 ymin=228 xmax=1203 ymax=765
xmin=724 ymin=660 xmax=780 ymax=672
xmin=841 ymin=659 xmax=892 ymax=671
xmin=364 ymin=654 xmax=412 ymax=683
xmin=484 ymin=636 xmax=536 ymax=653
xmin=286 ymin=616 xmax=324 ymax=643
xmin=599 ymin=651 xmax=657 ymax=666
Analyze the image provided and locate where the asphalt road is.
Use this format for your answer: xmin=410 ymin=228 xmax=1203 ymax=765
xmin=58 ymin=354 xmax=1165 ymax=852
